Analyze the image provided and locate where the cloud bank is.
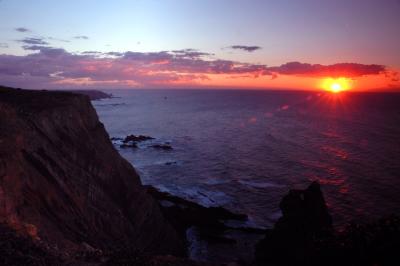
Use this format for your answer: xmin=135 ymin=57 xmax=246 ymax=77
xmin=268 ymin=62 xmax=385 ymax=78
xmin=18 ymin=37 xmax=49 ymax=46
xmin=0 ymin=46 xmax=387 ymax=89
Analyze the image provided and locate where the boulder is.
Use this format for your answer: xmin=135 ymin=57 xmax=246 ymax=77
xmin=123 ymin=134 xmax=154 ymax=143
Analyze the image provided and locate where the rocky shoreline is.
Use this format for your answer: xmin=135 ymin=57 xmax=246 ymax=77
xmin=1 ymin=86 xmax=399 ymax=265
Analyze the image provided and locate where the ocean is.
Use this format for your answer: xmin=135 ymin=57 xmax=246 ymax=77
xmin=93 ymin=89 xmax=400 ymax=229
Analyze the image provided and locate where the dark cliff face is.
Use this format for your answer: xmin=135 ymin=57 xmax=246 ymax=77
xmin=0 ymin=86 xmax=184 ymax=256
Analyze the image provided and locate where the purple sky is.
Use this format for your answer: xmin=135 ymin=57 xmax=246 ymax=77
xmin=0 ymin=0 xmax=399 ymax=90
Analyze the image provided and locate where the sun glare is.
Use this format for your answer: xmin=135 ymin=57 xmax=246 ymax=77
xmin=330 ymin=83 xmax=342 ymax=93
xmin=322 ymin=78 xmax=350 ymax=93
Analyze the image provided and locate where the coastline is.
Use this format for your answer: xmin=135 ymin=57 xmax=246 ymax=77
xmin=0 ymin=86 xmax=399 ymax=265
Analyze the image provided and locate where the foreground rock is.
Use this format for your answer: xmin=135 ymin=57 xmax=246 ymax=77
xmin=146 ymin=186 xmax=248 ymax=235
xmin=147 ymin=186 xmax=266 ymax=264
xmin=0 ymin=86 xmax=184 ymax=259
xmin=0 ymin=223 xmax=210 ymax=266
xmin=255 ymin=182 xmax=333 ymax=265
xmin=255 ymin=182 xmax=400 ymax=266
xmin=0 ymin=223 xmax=62 ymax=265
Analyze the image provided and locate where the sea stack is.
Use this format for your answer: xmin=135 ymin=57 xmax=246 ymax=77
xmin=255 ymin=181 xmax=333 ymax=265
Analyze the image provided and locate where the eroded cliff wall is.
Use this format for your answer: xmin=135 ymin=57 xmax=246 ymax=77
xmin=0 ymin=87 xmax=183 ymax=256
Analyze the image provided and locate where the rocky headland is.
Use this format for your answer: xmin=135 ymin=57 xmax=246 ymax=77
xmin=0 ymin=86 xmax=183 ymax=264
xmin=67 ymin=90 xmax=112 ymax=101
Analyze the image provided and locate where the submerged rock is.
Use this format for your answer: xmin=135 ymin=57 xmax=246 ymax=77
xmin=151 ymin=144 xmax=173 ymax=150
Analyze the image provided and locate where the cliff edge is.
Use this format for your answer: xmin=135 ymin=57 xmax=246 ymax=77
xmin=0 ymin=86 xmax=184 ymax=258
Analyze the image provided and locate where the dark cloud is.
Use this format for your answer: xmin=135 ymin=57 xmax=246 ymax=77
xmin=0 ymin=47 xmax=387 ymax=89
xmin=385 ymin=70 xmax=399 ymax=82
xmin=74 ymin=35 xmax=89 ymax=40
xmin=122 ymin=51 xmax=171 ymax=61
xmin=22 ymin=45 xmax=47 ymax=51
xmin=228 ymin=45 xmax=262 ymax=52
xmin=18 ymin=37 xmax=49 ymax=45
xmin=171 ymin=49 xmax=213 ymax=59
xmin=268 ymin=62 xmax=385 ymax=78
xmin=15 ymin=27 xmax=31 ymax=33
xmin=0 ymin=43 xmax=8 ymax=48
xmin=28 ymin=46 xmax=68 ymax=57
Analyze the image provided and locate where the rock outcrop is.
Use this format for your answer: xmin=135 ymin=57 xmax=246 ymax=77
xmin=0 ymin=86 xmax=184 ymax=258
xmin=255 ymin=181 xmax=333 ymax=265
xmin=255 ymin=182 xmax=400 ymax=266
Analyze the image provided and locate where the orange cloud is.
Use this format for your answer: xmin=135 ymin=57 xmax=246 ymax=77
xmin=0 ymin=46 xmax=396 ymax=91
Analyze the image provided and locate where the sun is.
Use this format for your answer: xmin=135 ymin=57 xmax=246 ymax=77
xmin=322 ymin=78 xmax=350 ymax=93
xmin=330 ymin=83 xmax=343 ymax=93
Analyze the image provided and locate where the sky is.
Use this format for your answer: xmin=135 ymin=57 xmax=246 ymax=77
xmin=0 ymin=0 xmax=399 ymax=91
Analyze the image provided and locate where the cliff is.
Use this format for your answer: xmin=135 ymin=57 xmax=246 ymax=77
xmin=0 ymin=86 xmax=184 ymax=258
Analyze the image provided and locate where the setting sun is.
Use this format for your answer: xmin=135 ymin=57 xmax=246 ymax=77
xmin=322 ymin=78 xmax=351 ymax=93
xmin=330 ymin=83 xmax=343 ymax=93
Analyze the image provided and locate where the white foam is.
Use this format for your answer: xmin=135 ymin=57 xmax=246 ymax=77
xmin=238 ymin=180 xmax=284 ymax=189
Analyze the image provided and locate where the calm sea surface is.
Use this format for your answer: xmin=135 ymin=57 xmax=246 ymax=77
xmin=93 ymin=89 xmax=400 ymax=228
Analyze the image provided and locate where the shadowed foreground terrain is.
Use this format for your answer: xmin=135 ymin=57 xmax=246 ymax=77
xmin=0 ymin=86 xmax=184 ymax=264
xmin=0 ymin=86 xmax=399 ymax=266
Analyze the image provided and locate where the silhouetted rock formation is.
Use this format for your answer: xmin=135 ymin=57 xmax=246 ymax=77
xmin=255 ymin=181 xmax=333 ymax=265
xmin=146 ymin=185 xmax=248 ymax=237
xmin=255 ymin=182 xmax=400 ymax=266
xmin=0 ymin=86 xmax=184 ymax=260
xmin=147 ymin=185 xmax=264 ymax=264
